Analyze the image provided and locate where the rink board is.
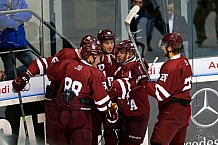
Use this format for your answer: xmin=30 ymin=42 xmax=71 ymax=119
xmin=0 ymin=57 xmax=217 ymax=144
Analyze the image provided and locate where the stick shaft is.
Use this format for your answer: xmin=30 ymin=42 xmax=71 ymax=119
xmin=149 ymin=57 xmax=159 ymax=70
xmin=11 ymin=50 xmax=29 ymax=140
xmin=125 ymin=5 xmax=150 ymax=80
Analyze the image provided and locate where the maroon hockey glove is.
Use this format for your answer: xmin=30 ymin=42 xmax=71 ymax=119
xmin=106 ymin=103 xmax=119 ymax=123
xmin=12 ymin=73 xmax=30 ymax=92
xmin=131 ymin=63 xmax=149 ymax=85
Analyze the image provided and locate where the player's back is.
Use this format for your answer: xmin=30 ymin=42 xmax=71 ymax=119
xmin=158 ymin=55 xmax=192 ymax=100
xmin=54 ymin=48 xmax=80 ymax=61
xmin=46 ymin=59 xmax=108 ymax=110
xmin=27 ymin=48 xmax=80 ymax=76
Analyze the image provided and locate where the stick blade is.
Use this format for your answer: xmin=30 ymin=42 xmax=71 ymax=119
xmin=125 ymin=5 xmax=140 ymax=24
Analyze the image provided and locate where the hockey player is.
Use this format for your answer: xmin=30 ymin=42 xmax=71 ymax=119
xmin=12 ymin=48 xmax=81 ymax=145
xmin=12 ymin=35 xmax=100 ymax=145
xmin=45 ymin=40 xmax=118 ymax=145
xmin=132 ymin=32 xmax=192 ymax=145
xmin=109 ymin=40 xmax=150 ymax=145
xmin=97 ymin=29 xmax=118 ymax=89
xmin=94 ymin=29 xmax=119 ymax=145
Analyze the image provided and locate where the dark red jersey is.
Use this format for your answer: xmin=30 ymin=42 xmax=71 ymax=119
xmin=110 ymin=78 xmax=150 ymax=117
xmin=114 ymin=58 xmax=149 ymax=79
xmin=144 ymin=55 xmax=192 ymax=101
xmin=46 ymin=59 xmax=111 ymax=112
xmin=97 ymin=54 xmax=118 ymax=90
xmin=27 ymin=48 xmax=80 ymax=76
xmin=110 ymin=59 xmax=150 ymax=117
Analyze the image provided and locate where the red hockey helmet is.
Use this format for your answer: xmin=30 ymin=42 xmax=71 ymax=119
xmin=81 ymin=43 xmax=102 ymax=60
xmin=115 ymin=39 xmax=135 ymax=52
xmin=80 ymin=35 xmax=99 ymax=47
xmin=115 ymin=40 xmax=136 ymax=64
xmin=161 ymin=32 xmax=183 ymax=49
xmin=97 ymin=29 xmax=115 ymax=42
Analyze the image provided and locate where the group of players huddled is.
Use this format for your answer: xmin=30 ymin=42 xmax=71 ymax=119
xmin=12 ymin=29 xmax=192 ymax=145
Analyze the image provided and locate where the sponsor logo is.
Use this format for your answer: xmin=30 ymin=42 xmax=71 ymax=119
xmin=0 ymin=85 xmax=10 ymax=94
xmin=148 ymin=67 xmax=156 ymax=75
xmin=208 ymin=61 xmax=218 ymax=69
xmin=191 ymin=88 xmax=218 ymax=128
xmin=185 ymin=137 xmax=218 ymax=145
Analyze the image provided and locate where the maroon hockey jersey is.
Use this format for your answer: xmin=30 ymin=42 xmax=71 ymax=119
xmin=110 ymin=59 xmax=150 ymax=117
xmin=97 ymin=54 xmax=118 ymax=90
xmin=27 ymin=48 xmax=80 ymax=76
xmin=46 ymin=59 xmax=111 ymax=112
xmin=144 ymin=54 xmax=192 ymax=101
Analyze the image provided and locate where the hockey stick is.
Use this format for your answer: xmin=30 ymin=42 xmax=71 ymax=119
xmin=125 ymin=5 xmax=150 ymax=80
xmin=10 ymin=50 xmax=29 ymax=143
xmin=149 ymin=56 xmax=159 ymax=70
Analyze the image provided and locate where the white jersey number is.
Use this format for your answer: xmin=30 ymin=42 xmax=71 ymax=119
xmin=64 ymin=77 xmax=82 ymax=96
xmin=182 ymin=76 xmax=192 ymax=91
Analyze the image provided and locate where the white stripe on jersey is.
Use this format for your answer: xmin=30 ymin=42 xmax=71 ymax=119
xmin=27 ymin=70 xmax=33 ymax=77
xmin=124 ymin=78 xmax=131 ymax=92
xmin=98 ymin=106 xmax=107 ymax=112
xmin=124 ymin=78 xmax=131 ymax=100
xmin=42 ymin=58 xmax=48 ymax=69
xmin=117 ymin=79 xmax=127 ymax=99
xmin=155 ymin=84 xmax=171 ymax=101
xmin=97 ymin=100 xmax=111 ymax=112
xmin=95 ymin=95 xmax=110 ymax=105
xmin=36 ymin=59 xmax=44 ymax=75
xmin=107 ymin=101 xmax=112 ymax=107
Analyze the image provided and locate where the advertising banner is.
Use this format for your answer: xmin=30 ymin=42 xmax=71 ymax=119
xmin=0 ymin=76 xmax=47 ymax=145
xmin=185 ymin=75 xmax=218 ymax=144
xmin=149 ymin=57 xmax=218 ymax=80
xmin=0 ymin=57 xmax=217 ymax=145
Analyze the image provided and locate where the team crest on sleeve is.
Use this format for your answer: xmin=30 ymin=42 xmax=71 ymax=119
xmin=51 ymin=57 xmax=59 ymax=63
xmin=74 ymin=65 xmax=83 ymax=71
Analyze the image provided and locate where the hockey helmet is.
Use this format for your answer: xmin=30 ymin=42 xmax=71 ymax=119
xmin=81 ymin=43 xmax=102 ymax=60
xmin=161 ymin=32 xmax=183 ymax=49
xmin=80 ymin=35 xmax=99 ymax=47
xmin=97 ymin=29 xmax=115 ymax=42
xmin=115 ymin=40 xmax=136 ymax=64
xmin=115 ymin=39 xmax=135 ymax=52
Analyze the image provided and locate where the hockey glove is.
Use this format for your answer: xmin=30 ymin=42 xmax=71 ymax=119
xmin=131 ymin=63 xmax=149 ymax=85
xmin=12 ymin=73 xmax=30 ymax=92
xmin=106 ymin=103 xmax=119 ymax=124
